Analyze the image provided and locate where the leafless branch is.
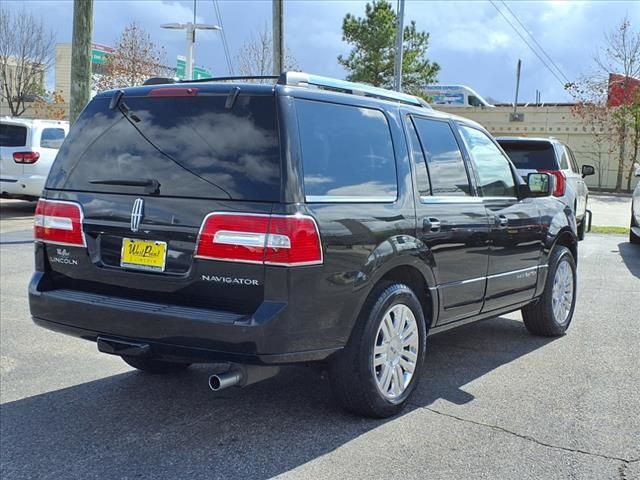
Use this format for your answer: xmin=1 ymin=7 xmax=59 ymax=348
xmin=0 ymin=6 xmax=55 ymax=116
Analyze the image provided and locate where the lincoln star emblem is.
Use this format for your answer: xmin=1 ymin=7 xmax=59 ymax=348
xmin=130 ymin=198 xmax=144 ymax=232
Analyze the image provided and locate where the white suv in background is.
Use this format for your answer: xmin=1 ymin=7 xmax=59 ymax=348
xmin=497 ymin=137 xmax=595 ymax=240
xmin=631 ymin=164 xmax=640 ymax=245
xmin=1 ymin=118 xmax=69 ymax=201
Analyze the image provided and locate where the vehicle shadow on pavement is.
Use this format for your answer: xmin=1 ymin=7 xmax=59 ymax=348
xmin=618 ymin=242 xmax=640 ymax=279
xmin=0 ymin=316 xmax=554 ymax=480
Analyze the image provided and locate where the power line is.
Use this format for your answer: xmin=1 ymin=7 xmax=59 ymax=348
xmin=499 ymin=0 xmax=571 ymax=84
xmin=489 ymin=0 xmax=567 ymax=89
xmin=212 ymin=0 xmax=234 ymax=75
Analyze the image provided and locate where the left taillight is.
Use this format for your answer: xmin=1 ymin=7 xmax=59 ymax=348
xmin=13 ymin=151 xmax=40 ymax=164
xmin=34 ymin=199 xmax=86 ymax=247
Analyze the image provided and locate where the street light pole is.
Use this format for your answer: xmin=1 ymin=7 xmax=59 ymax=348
xmin=161 ymin=22 xmax=220 ymax=80
xmin=393 ymin=0 xmax=405 ymax=92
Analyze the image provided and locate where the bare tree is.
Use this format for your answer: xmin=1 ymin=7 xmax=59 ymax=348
xmin=568 ymin=17 xmax=640 ymax=191
xmin=235 ymin=24 xmax=298 ymax=78
xmin=0 ymin=7 xmax=56 ymax=117
xmin=94 ymin=22 xmax=171 ymax=91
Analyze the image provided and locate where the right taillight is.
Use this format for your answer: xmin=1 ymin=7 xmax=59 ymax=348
xmin=539 ymin=170 xmax=566 ymax=197
xmin=195 ymin=213 xmax=323 ymax=266
xmin=34 ymin=199 xmax=86 ymax=247
xmin=13 ymin=151 xmax=40 ymax=164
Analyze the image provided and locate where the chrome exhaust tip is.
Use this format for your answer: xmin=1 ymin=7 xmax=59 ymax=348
xmin=208 ymin=370 xmax=243 ymax=392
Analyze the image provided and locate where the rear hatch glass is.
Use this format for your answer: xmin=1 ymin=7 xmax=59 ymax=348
xmin=43 ymin=89 xmax=280 ymax=315
xmin=498 ymin=141 xmax=558 ymax=171
xmin=1 ymin=123 xmax=29 ymax=178
xmin=46 ymin=92 xmax=281 ymax=200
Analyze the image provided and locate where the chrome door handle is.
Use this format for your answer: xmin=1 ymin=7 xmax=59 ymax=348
xmin=496 ymin=215 xmax=509 ymax=228
xmin=423 ymin=218 xmax=441 ymax=233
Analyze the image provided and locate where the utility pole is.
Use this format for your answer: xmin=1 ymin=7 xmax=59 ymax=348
xmin=393 ymin=0 xmax=405 ymax=92
xmin=272 ymin=0 xmax=283 ymax=76
xmin=510 ymin=59 xmax=523 ymax=121
xmin=70 ymin=0 xmax=93 ymax=124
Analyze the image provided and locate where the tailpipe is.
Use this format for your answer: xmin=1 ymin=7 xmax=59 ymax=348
xmin=208 ymin=365 xmax=280 ymax=392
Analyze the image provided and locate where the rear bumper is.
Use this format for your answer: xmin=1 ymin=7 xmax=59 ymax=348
xmin=1 ymin=175 xmax=45 ymax=198
xmin=29 ymin=272 xmax=342 ymax=365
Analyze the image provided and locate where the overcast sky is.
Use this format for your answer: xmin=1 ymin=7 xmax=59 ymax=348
xmin=4 ymin=0 xmax=640 ymax=102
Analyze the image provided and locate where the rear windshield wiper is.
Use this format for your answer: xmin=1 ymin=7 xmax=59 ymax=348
xmin=90 ymin=178 xmax=160 ymax=195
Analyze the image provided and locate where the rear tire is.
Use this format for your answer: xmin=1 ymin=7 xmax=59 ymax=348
xmin=122 ymin=356 xmax=191 ymax=374
xmin=521 ymin=246 xmax=577 ymax=337
xmin=329 ymin=282 xmax=427 ymax=418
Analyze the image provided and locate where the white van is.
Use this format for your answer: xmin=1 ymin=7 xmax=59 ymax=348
xmin=0 ymin=118 xmax=69 ymax=200
xmin=424 ymin=85 xmax=494 ymax=108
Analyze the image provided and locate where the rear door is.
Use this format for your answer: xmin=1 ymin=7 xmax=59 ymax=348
xmin=0 ymin=122 xmax=29 ymax=180
xmin=459 ymin=125 xmax=542 ymax=312
xmin=409 ymin=115 xmax=490 ymax=324
xmin=44 ymin=88 xmax=281 ymax=315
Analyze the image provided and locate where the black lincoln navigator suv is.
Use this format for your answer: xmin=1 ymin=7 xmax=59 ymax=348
xmin=29 ymin=72 xmax=579 ymax=418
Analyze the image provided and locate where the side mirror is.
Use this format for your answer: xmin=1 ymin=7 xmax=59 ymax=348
xmin=524 ymin=172 xmax=553 ymax=197
xmin=581 ymin=164 xmax=595 ymax=177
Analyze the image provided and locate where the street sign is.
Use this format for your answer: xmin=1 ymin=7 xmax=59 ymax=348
xmin=176 ymin=56 xmax=212 ymax=80
xmin=91 ymin=43 xmax=114 ymax=65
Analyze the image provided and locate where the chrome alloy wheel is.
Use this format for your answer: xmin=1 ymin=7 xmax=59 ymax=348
xmin=551 ymin=259 xmax=574 ymax=324
xmin=372 ymin=304 xmax=419 ymax=400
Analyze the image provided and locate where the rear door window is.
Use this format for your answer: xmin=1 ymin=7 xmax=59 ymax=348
xmin=46 ymin=93 xmax=281 ymax=201
xmin=411 ymin=116 xmax=471 ymax=196
xmin=296 ymin=99 xmax=397 ymax=202
xmin=0 ymin=124 xmax=27 ymax=147
xmin=498 ymin=141 xmax=558 ymax=170
xmin=40 ymin=128 xmax=66 ymax=149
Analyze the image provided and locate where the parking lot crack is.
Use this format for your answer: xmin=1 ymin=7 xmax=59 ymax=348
xmin=414 ymin=404 xmax=634 ymax=464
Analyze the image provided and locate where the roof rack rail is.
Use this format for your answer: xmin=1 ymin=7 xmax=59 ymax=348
xmin=278 ymin=72 xmax=430 ymax=108
xmin=180 ymin=75 xmax=279 ymax=83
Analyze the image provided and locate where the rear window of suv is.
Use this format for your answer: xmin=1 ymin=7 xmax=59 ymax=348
xmin=46 ymin=93 xmax=280 ymax=201
xmin=296 ymin=99 xmax=397 ymax=202
xmin=0 ymin=124 xmax=27 ymax=147
xmin=498 ymin=140 xmax=558 ymax=170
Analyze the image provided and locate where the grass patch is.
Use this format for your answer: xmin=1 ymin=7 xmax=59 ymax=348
xmin=590 ymin=226 xmax=630 ymax=234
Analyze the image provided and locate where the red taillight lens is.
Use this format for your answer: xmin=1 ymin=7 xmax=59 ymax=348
xmin=195 ymin=213 xmax=323 ymax=267
xmin=34 ymin=199 xmax=86 ymax=247
xmin=13 ymin=151 xmax=40 ymax=164
xmin=539 ymin=170 xmax=566 ymax=197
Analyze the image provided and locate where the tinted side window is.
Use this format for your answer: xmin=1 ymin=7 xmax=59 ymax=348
xmin=40 ymin=128 xmax=66 ymax=149
xmin=412 ymin=117 xmax=470 ymax=196
xmin=0 ymin=124 xmax=27 ymax=147
xmin=406 ymin=119 xmax=430 ymax=197
xmin=558 ymin=145 xmax=570 ymax=170
xmin=296 ymin=99 xmax=397 ymax=201
xmin=565 ymin=146 xmax=579 ymax=173
xmin=459 ymin=125 xmax=516 ymax=198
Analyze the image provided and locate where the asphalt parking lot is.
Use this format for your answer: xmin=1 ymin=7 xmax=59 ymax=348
xmin=1 ymin=200 xmax=639 ymax=480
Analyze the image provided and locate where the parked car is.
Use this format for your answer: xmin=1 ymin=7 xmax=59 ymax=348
xmin=631 ymin=164 xmax=640 ymax=245
xmin=0 ymin=117 xmax=69 ymax=201
xmin=496 ymin=137 xmax=595 ymax=240
xmin=29 ymin=73 xmax=579 ymax=418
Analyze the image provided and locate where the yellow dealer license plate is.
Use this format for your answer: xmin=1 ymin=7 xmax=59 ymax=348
xmin=121 ymin=238 xmax=167 ymax=272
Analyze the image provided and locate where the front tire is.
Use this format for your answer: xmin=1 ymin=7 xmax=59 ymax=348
xmin=577 ymin=218 xmax=586 ymax=241
xmin=329 ymin=282 xmax=427 ymax=418
xmin=631 ymin=217 xmax=640 ymax=244
xmin=122 ymin=356 xmax=191 ymax=374
xmin=521 ymin=246 xmax=577 ymax=336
